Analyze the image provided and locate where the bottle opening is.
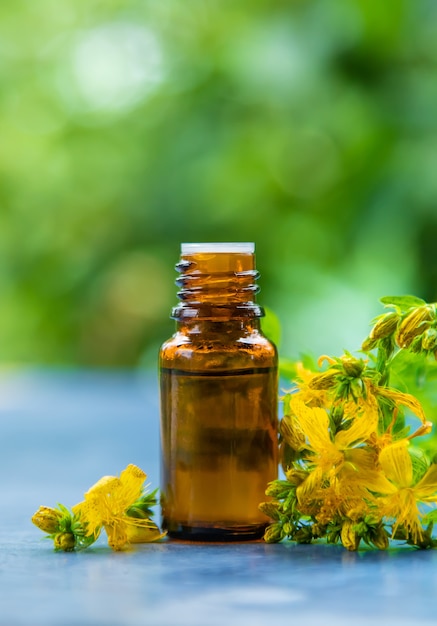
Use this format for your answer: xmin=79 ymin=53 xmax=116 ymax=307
xmin=181 ymin=242 xmax=255 ymax=254
xmin=173 ymin=242 xmax=263 ymax=319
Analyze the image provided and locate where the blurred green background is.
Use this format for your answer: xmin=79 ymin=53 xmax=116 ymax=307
xmin=1 ymin=0 xmax=437 ymax=368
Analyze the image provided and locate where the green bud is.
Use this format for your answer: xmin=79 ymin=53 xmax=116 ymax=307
xmin=371 ymin=526 xmax=389 ymax=550
xmin=285 ymin=469 xmax=308 ymax=485
xmin=311 ymin=523 xmax=326 ymax=538
xmin=280 ymin=441 xmax=300 ymax=471
xmin=280 ymin=522 xmax=290 ymax=534
xmin=422 ymin=328 xmax=437 ymax=351
xmin=263 ymin=523 xmax=283 ymax=543
xmin=410 ymin=335 xmax=425 ymax=353
xmin=265 ymin=480 xmax=291 ymax=498
xmin=54 ymin=532 xmax=76 ymax=552
xmin=341 ymin=356 xmax=365 ymax=378
xmin=392 ymin=526 xmax=407 ymax=541
xmin=293 ymin=525 xmax=313 ymax=544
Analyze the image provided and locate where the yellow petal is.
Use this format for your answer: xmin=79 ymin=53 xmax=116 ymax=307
xmin=84 ymin=475 xmax=121 ymax=498
xmin=71 ymin=499 xmax=103 ymax=538
xmin=377 ymin=388 xmax=427 ymax=425
xmin=126 ymin=523 xmax=166 ymax=544
xmin=105 ymin=522 xmax=128 ymax=551
xmin=118 ymin=464 xmax=147 ymax=504
xmin=72 ymin=466 xmax=148 ymax=538
xmin=73 ymin=477 xmax=122 ymax=536
xmin=342 ymin=449 xmax=396 ymax=494
xmin=415 ymin=464 xmax=437 ymax=501
xmin=336 ymin=397 xmax=378 ymax=449
xmin=379 ymin=440 xmax=413 ymax=488
xmin=289 ymin=397 xmax=332 ymax=453
xmin=391 ymin=489 xmax=423 ymax=543
xmin=106 ymin=518 xmax=165 ymax=550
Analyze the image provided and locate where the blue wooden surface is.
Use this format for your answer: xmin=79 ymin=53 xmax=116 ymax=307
xmin=1 ymin=370 xmax=437 ymax=626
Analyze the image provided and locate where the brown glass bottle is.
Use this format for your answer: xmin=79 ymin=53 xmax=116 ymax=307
xmin=159 ymin=243 xmax=278 ymax=541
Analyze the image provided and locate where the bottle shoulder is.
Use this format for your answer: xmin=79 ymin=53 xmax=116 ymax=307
xmin=160 ymin=329 xmax=276 ymax=352
xmin=159 ymin=330 xmax=277 ymax=370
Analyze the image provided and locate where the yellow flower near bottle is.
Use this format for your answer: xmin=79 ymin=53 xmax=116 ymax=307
xmin=31 ymin=464 xmax=164 ymax=552
xmin=72 ymin=464 xmax=164 ymax=551
xmin=285 ymin=396 xmax=394 ymax=523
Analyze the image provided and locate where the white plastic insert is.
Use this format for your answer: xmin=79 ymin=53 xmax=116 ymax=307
xmin=181 ymin=242 xmax=255 ymax=254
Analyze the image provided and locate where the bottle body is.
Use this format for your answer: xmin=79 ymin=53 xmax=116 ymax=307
xmin=159 ymin=244 xmax=278 ymax=540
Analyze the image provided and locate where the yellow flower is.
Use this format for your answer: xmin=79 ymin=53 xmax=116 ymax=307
xmin=289 ymin=396 xmax=393 ymax=519
xmin=289 ymin=394 xmax=379 ymax=469
xmin=378 ymin=440 xmax=437 ymax=543
xmin=73 ymin=464 xmax=164 ymax=551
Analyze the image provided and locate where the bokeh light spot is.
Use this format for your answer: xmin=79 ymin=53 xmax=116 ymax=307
xmin=72 ymin=22 xmax=164 ymax=112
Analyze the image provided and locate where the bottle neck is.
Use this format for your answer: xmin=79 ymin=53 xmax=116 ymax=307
xmin=175 ymin=318 xmax=262 ymax=335
xmin=171 ymin=251 xmax=264 ymax=321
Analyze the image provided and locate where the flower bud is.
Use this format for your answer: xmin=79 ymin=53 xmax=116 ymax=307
xmin=31 ymin=506 xmax=63 ymax=534
xmin=396 ymin=306 xmax=434 ymax=348
xmin=259 ymin=501 xmax=281 ymax=521
xmin=280 ymin=415 xmax=305 ymax=450
xmin=371 ymin=526 xmax=389 ymax=550
xmin=312 ymin=523 xmax=326 ymax=538
xmin=293 ymin=525 xmax=313 ymax=544
xmin=422 ymin=328 xmax=437 ymax=351
xmin=369 ymin=312 xmax=400 ymax=341
xmin=285 ymin=468 xmax=308 ymax=485
xmin=265 ymin=480 xmax=291 ymax=498
xmin=263 ymin=523 xmax=283 ymax=543
xmin=308 ymin=371 xmax=337 ymax=390
xmin=361 ymin=337 xmax=377 ymax=352
xmin=392 ymin=526 xmax=407 ymax=541
xmin=54 ymin=532 xmax=76 ymax=551
xmin=341 ymin=520 xmax=360 ymax=551
xmin=341 ymin=356 xmax=364 ymax=378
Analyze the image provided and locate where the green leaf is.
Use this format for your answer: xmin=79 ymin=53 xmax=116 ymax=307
xmin=279 ymin=358 xmax=298 ymax=381
xmin=261 ymin=307 xmax=281 ymax=347
xmin=126 ymin=488 xmax=159 ymax=519
xmin=409 ymin=446 xmax=430 ymax=483
xmin=380 ymin=295 xmax=426 ymax=311
xmin=56 ymin=503 xmax=73 ymax=517
xmin=279 ymin=353 xmax=318 ymax=381
xmin=422 ymin=510 xmax=437 ymax=524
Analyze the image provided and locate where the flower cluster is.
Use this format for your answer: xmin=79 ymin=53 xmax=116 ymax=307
xmin=32 ymin=464 xmax=164 ymax=551
xmin=261 ymin=296 xmax=437 ymax=551
xmin=363 ymin=296 xmax=437 ymax=356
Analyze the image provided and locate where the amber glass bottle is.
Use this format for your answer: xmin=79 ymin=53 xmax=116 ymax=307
xmin=159 ymin=242 xmax=278 ymax=541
